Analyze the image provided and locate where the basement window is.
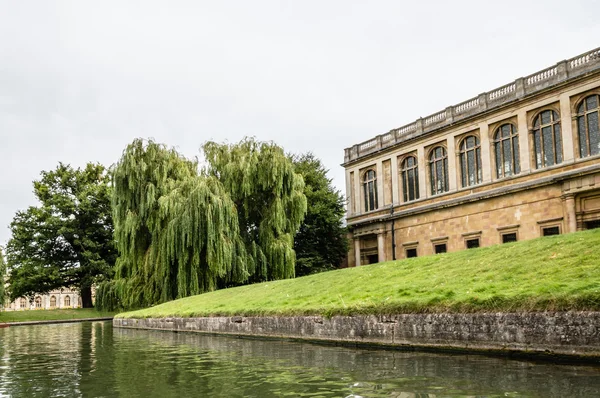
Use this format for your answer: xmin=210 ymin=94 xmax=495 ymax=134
xmin=497 ymin=224 xmax=519 ymax=245
xmin=502 ymin=233 xmax=517 ymax=243
xmin=466 ymin=238 xmax=480 ymax=249
xmin=585 ymin=220 xmax=600 ymax=230
xmin=537 ymin=218 xmax=563 ymax=237
xmin=406 ymin=248 xmax=418 ymax=258
xmin=434 ymin=243 xmax=447 ymax=254
xmin=542 ymin=226 xmax=560 ymax=236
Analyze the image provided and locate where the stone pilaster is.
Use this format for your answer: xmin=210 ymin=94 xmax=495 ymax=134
xmin=559 ymin=92 xmax=575 ymax=163
xmin=354 ymin=238 xmax=361 ymax=267
xmin=563 ymin=194 xmax=577 ymax=233
xmin=517 ymin=108 xmax=531 ymax=173
xmin=377 ymin=232 xmax=385 ymax=263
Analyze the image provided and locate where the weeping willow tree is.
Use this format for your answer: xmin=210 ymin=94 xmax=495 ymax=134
xmin=96 ymin=139 xmax=248 ymax=310
xmin=97 ymin=137 xmax=306 ymax=311
xmin=203 ymin=138 xmax=307 ymax=282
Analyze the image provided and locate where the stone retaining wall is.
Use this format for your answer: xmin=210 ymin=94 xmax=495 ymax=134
xmin=113 ymin=312 xmax=600 ymax=360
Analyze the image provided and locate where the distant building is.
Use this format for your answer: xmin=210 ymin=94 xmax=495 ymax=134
xmin=343 ymin=47 xmax=600 ymax=266
xmin=2 ymin=289 xmax=82 ymax=311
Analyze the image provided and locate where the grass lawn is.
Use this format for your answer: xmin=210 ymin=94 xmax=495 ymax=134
xmin=0 ymin=308 xmax=118 ymax=323
xmin=119 ymin=228 xmax=600 ymax=319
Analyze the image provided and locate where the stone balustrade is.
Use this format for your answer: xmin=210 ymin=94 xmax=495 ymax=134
xmin=344 ymin=47 xmax=600 ymax=164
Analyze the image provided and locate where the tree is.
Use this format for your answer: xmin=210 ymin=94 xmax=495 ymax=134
xmin=0 ymin=247 xmax=6 ymax=307
xmin=6 ymin=163 xmax=116 ymax=308
xmin=97 ymin=139 xmax=247 ymax=310
xmin=203 ymin=138 xmax=307 ymax=282
xmin=96 ymin=138 xmax=307 ymax=310
xmin=292 ymin=153 xmax=348 ymax=276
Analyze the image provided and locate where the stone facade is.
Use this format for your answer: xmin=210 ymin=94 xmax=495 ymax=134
xmin=343 ymin=47 xmax=600 ymax=266
xmin=2 ymin=289 xmax=82 ymax=311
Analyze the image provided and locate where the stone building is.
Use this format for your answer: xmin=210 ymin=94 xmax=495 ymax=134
xmin=343 ymin=47 xmax=600 ymax=266
xmin=2 ymin=289 xmax=82 ymax=311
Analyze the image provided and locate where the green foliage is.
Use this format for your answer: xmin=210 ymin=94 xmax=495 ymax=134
xmin=98 ymin=138 xmax=306 ymax=311
xmin=6 ymin=163 xmax=115 ymax=307
xmin=0 ymin=247 xmax=6 ymax=307
xmin=203 ymin=138 xmax=307 ymax=282
xmin=291 ymin=153 xmax=348 ymax=277
xmin=119 ymin=228 xmax=600 ymax=319
xmin=98 ymin=139 xmax=246 ymax=310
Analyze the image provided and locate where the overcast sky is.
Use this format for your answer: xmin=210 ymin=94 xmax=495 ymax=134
xmin=1 ymin=1 xmax=599 ymax=246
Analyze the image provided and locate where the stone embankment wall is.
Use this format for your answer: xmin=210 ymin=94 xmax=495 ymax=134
xmin=113 ymin=312 xmax=600 ymax=360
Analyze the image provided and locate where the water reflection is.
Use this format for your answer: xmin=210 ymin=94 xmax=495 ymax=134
xmin=0 ymin=321 xmax=599 ymax=397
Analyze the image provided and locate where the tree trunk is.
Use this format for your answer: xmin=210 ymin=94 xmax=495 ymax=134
xmin=81 ymin=285 xmax=93 ymax=308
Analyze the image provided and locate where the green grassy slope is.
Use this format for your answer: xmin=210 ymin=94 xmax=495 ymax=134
xmin=0 ymin=308 xmax=117 ymax=323
xmin=119 ymin=229 xmax=600 ymax=319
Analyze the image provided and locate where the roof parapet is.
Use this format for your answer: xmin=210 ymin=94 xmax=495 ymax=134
xmin=344 ymin=47 xmax=600 ymax=165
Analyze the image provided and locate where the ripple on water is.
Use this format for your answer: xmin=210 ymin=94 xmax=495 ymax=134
xmin=1 ymin=321 xmax=600 ymax=397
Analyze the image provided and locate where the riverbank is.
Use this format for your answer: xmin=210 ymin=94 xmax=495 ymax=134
xmin=114 ymin=229 xmax=600 ymax=361
xmin=119 ymin=229 xmax=600 ymax=319
xmin=114 ymin=312 xmax=600 ymax=362
xmin=1 ymin=308 xmax=118 ymax=324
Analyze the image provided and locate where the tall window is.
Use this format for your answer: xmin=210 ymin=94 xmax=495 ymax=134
xmin=64 ymin=295 xmax=71 ymax=307
xmin=50 ymin=296 xmax=56 ymax=308
xmin=577 ymin=94 xmax=600 ymax=158
xmin=532 ymin=110 xmax=562 ymax=168
xmin=494 ymin=124 xmax=520 ymax=178
xmin=429 ymin=146 xmax=449 ymax=195
xmin=20 ymin=298 xmax=27 ymax=309
xmin=35 ymin=297 xmax=42 ymax=308
xmin=459 ymin=136 xmax=482 ymax=187
xmin=363 ymin=170 xmax=378 ymax=212
xmin=401 ymin=156 xmax=419 ymax=202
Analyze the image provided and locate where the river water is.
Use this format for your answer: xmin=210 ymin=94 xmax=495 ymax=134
xmin=0 ymin=321 xmax=599 ymax=397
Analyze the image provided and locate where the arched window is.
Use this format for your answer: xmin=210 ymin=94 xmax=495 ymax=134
xmin=64 ymin=295 xmax=71 ymax=307
xmin=577 ymin=94 xmax=600 ymax=158
xmin=532 ymin=110 xmax=562 ymax=168
xmin=429 ymin=146 xmax=449 ymax=195
xmin=494 ymin=124 xmax=520 ymax=178
xmin=363 ymin=169 xmax=378 ymax=212
xmin=19 ymin=298 xmax=27 ymax=309
xmin=35 ymin=297 xmax=42 ymax=308
xmin=459 ymin=136 xmax=482 ymax=187
xmin=401 ymin=156 xmax=419 ymax=202
xmin=50 ymin=296 xmax=56 ymax=308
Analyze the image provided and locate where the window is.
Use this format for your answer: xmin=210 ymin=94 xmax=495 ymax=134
xmin=532 ymin=110 xmax=562 ymax=169
xmin=35 ymin=297 xmax=42 ymax=308
xmin=542 ymin=226 xmax=560 ymax=236
xmin=406 ymin=248 xmax=417 ymax=258
xmin=363 ymin=169 xmax=378 ymax=212
xmin=459 ymin=136 xmax=482 ymax=187
xmin=50 ymin=296 xmax=56 ymax=308
xmin=64 ymin=295 xmax=71 ymax=307
xmin=434 ymin=243 xmax=447 ymax=254
xmin=466 ymin=238 xmax=480 ymax=249
xmin=577 ymin=94 xmax=600 ymax=158
xmin=20 ymin=298 xmax=27 ymax=309
xmin=585 ymin=220 xmax=600 ymax=230
xmin=401 ymin=156 xmax=420 ymax=202
xmin=502 ymin=233 xmax=517 ymax=243
xmin=366 ymin=254 xmax=378 ymax=264
xmin=429 ymin=146 xmax=449 ymax=195
xmin=494 ymin=124 xmax=520 ymax=178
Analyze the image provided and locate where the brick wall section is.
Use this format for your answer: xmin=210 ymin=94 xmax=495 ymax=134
xmin=114 ymin=312 xmax=600 ymax=360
